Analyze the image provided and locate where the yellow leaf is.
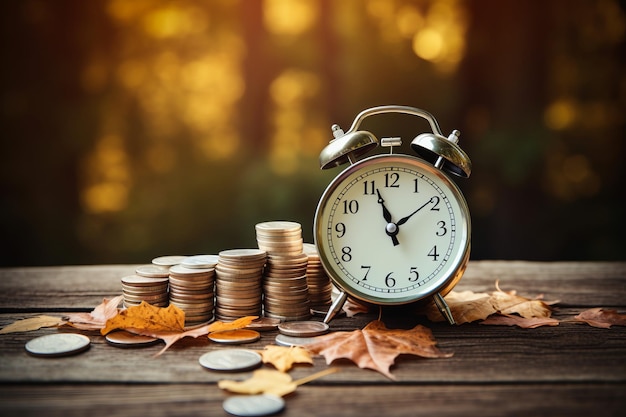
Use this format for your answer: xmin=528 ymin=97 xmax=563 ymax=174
xmin=207 ymin=316 xmax=258 ymax=334
xmin=218 ymin=368 xmax=339 ymax=397
xmin=218 ymin=369 xmax=297 ymax=397
xmin=0 ymin=315 xmax=65 ymax=334
xmin=101 ymin=301 xmax=185 ymax=335
xmin=258 ymin=345 xmax=313 ymax=372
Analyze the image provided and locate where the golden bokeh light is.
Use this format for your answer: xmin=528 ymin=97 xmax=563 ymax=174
xmin=544 ymin=98 xmax=577 ymax=131
xmin=81 ymin=134 xmax=131 ymax=214
xmin=263 ymin=0 xmax=318 ymax=36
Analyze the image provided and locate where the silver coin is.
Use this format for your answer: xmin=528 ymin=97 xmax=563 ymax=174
xmin=278 ymin=320 xmax=329 ymax=337
xmin=182 ymin=254 xmax=219 ymax=269
xmin=223 ymin=394 xmax=285 ymax=417
xmin=25 ymin=333 xmax=91 ymax=357
xmin=198 ymin=348 xmax=262 ymax=372
xmin=198 ymin=349 xmax=262 ymax=372
xmin=152 ymin=255 xmax=187 ymax=266
xmin=105 ymin=330 xmax=159 ymax=348
xmin=274 ymin=333 xmax=321 ymax=347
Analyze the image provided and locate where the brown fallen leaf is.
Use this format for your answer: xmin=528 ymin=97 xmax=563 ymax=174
xmin=420 ymin=282 xmax=555 ymax=324
xmin=572 ymin=308 xmax=626 ymax=328
xmin=258 ymin=345 xmax=313 ymax=372
xmin=218 ymin=368 xmax=339 ymax=397
xmin=66 ymin=295 xmax=124 ymax=330
xmin=304 ymin=319 xmax=452 ymax=380
xmin=480 ymin=313 xmax=560 ymax=328
xmin=421 ymin=290 xmax=496 ymax=324
xmin=343 ymin=298 xmax=372 ymax=317
xmin=0 ymin=315 xmax=66 ymax=334
xmin=490 ymin=282 xmax=553 ymax=319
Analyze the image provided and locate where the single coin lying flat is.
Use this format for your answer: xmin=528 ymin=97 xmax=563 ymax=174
xmin=25 ymin=333 xmax=91 ymax=357
xmin=199 ymin=348 xmax=262 ymax=372
xmin=277 ymin=320 xmax=329 ymax=337
xmin=208 ymin=329 xmax=261 ymax=344
xmin=223 ymin=394 xmax=285 ymax=417
xmin=105 ymin=330 xmax=159 ymax=348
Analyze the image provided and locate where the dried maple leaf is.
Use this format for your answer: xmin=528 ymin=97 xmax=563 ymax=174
xmin=304 ymin=320 xmax=452 ymax=380
xmin=480 ymin=313 xmax=559 ymax=328
xmin=66 ymin=295 xmax=124 ymax=330
xmin=218 ymin=368 xmax=338 ymax=397
xmin=257 ymin=345 xmax=313 ymax=372
xmin=101 ymin=301 xmax=185 ymax=335
xmin=573 ymin=308 xmax=626 ymax=328
xmin=0 ymin=315 xmax=66 ymax=334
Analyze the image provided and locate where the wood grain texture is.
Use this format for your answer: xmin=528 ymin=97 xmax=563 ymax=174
xmin=0 ymin=261 xmax=624 ymax=417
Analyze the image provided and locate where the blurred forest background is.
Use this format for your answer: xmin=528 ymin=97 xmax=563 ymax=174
xmin=0 ymin=0 xmax=624 ymax=267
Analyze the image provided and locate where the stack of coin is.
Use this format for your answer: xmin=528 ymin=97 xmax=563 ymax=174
xmin=121 ymin=270 xmax=169 ymax=309
xmin=263 ymin=252 xmax=311 ymax=321
xmin=255 ymin=221 xmax=303 ymax=256
xmin=168 ymin=264 xmax=215 ymax=325
xmin=215 ymin=249 xmax=267 ymax=321
xmin=303 ymin=243 xmax=333 ymax=307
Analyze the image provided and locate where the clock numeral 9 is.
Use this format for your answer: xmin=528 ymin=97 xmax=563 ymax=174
xmin=335 ymin=222 xmax=346 ymax=238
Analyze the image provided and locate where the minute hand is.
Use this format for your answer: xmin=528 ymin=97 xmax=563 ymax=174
xmin=396 ymin=199 xmax=433 ymax=226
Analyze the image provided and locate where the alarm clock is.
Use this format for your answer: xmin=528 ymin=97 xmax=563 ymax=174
xmin=313 ymin=105 xmax=472 ymax=324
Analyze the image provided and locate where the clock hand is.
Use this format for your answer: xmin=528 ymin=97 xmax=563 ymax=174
xmin=376 ymin=189 xmax=399 ymax=246
xmin=396 ymin=198 xmax=434 ymax=226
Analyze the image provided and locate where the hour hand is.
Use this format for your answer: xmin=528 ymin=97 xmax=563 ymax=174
xmin=376 ymin=189 xmax=399 ymax=246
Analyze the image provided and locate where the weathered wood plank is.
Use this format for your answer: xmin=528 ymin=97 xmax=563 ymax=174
xmin=0 ymin=383 xmax=624 ymax=417
xmin=1 ymin=261 xmax=624 ymax=310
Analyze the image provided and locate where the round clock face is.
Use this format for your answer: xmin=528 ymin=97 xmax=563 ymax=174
xmin=314 ymin=154 xmax=470 ymax=305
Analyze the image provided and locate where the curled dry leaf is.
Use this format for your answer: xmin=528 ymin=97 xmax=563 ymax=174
xmin=573 ymin=308 xmax=626 ymax=328
xmin=65 ymin=295 xmax=124 ymax=331
xmin=305 ymin=319 xmax=452 ymax=380
xmin=491 ymin=282 xmax=553 ymax=319
xmin=0 ymin=315 xmax=66 ymax=334
xmin=480 ymin=313 xmax=559 ymax=328
xmin=258 ymin=345 xmax=313 ymax=372
xmin=420 ymin=281 xmax=555 ymax=324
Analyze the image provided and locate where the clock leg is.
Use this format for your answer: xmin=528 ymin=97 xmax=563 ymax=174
xmin=433 ymin=292 xmax=456 ymax=325
xmin=323 ymin=291 xmax=348 ymax=324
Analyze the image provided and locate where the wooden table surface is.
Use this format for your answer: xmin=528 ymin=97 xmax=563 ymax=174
xmin=0 ymin=261 xmax=625 ymax=417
